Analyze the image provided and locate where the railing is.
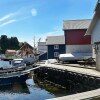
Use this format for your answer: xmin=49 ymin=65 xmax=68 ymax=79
xmin=83 ymin=57 xmax=96 ymax=67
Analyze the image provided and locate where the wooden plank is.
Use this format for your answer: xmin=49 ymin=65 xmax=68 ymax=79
xmin=40 ymin=64 xmax=100 ymax=77
xmin=47 ymin=88 xmax=100 ymax=100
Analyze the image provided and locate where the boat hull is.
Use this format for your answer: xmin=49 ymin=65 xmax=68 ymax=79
xmin=0 ymin=73 xmax=29 ymax=85
xmin=59 ymin=53 xmax=92 ymax=62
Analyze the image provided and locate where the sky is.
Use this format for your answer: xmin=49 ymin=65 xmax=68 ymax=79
xmin=0 ymin=0 xmax=98 ymax=46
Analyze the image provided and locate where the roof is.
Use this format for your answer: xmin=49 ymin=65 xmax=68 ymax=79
xmin=6 ymin=50 xmax=16 ymax=53
xmin=94 ymin=41 xmax=100 ymax=44
xmin=46 ymin=35 xmax=65 ymax=45
xmin=63 ymin=19 xmax=91 ymax=30
xmin=20 ymin=42 xmax=33 ymax=50
xmin=38 ymin=42 xmax=46 ymax=46
xmin=85 ymin=2 xmax=100 ymax=35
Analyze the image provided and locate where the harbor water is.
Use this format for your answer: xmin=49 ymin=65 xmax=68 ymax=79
xmin=0 ymin=61 xmax=67 ymax=100
xmin=0 ymin=78 xmax=67 ymax=100
xmin=0 ymin=61 xmax=100 ymax=100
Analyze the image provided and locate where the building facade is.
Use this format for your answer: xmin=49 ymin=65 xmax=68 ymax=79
xmin=37 ymin=42 xmax=47 ymax=60
xmin=46 ymin=36 xmax=65 ymax=59
xmin=85 ymin=1 xmax=100 ymax=71
xmin=63 ymin=19 xmax=92 ymax=54
xmin=5 ymin=50 xmax=16 ymax=56
xmin=37 ymin=42 xmax=47 ymax=54
xmin=20 ymin=42 xmax=34 ymax=58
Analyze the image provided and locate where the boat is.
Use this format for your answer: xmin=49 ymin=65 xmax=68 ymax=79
xmin=58 ymin=53 xmax=92 ymax=63
xmin=0 ymin=71 xmax=29 ymax=85
xmin=23 ymin=57 xmax=38 ymax=65
xmin=9 ymin=59 xmax=26 ymax=68
xmin=0 ymin=59 xmax=29 ymax=85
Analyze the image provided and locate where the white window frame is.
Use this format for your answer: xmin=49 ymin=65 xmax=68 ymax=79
xmin=54 ymin=45 xmax=59 ymax=49
xmin=54 ymin=52 xmax=59 ymax=57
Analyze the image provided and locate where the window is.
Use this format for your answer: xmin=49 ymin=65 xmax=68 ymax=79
xmin=54 ymin=45 xmax=59 ymax=49
xmin=54 ymin=52 xmax=59 ymax=57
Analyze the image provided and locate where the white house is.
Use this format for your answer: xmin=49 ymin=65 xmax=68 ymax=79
xmin=37 ymin=42 xmax=47 ymax=54
xmin=85 ymin=0 xmax=100 ymax=71
xmin=37 ymin=42 xmax=47 ymax=60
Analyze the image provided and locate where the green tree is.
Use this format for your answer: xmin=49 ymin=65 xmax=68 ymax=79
xmin=0 ymin=35 xmax=8 ymax=53
xmin=0 ymin=35 xmax=20 ymax=54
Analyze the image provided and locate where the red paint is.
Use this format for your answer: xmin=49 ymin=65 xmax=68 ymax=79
xmin=64 ymin=29 xmax=91 ymax=45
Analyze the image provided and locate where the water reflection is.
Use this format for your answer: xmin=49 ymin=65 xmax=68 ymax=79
xmin=32 ymin=76 xmax=67 ymax=96
xmin=0 ymin=77 xmax=65 ymax=100
xmin=0 ymin=61 xmax=11 ymax=69
xmin=0 ymin=83 xmax=30 ymax=94
xmin=0 ymin=61 xmax=68 ymax=100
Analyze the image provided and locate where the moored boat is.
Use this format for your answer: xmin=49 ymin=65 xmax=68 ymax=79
xmin=0 ymin=59 xmax=29 ymax=85
xmin=59 ymin=53 xmax=92 ymax=63
xmin=0 ymin=72 xmax=29 ymax=85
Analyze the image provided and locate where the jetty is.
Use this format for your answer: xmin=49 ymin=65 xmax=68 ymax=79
xmin=47 ymin=88 xmax=100 ymax=100
xmin=34 ymin=63 xmax=100 ymax=100
xmin=40 ymin=63 xmax=100 ymax=77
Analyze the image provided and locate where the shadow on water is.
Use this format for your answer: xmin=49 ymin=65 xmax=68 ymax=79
xmin=0 ymin=83 xmax=30 ymax=94
xmin=0 ymin=76 xmax=68 ymax=100
xmin=0 ymin=61 xmax=100 ymax=99
xmin=32 ymin=76 xmax=67 ymax=97
xmin=0 ymin=61 xmax=68 ymax=100
xmin=0 ymin=75 xmax=100 ymax=100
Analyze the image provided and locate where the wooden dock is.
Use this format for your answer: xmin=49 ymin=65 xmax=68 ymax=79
xmin=38 ymin=63 xmax=100 ymax=100
xmin=40 ymin=63 xmax=100 ymax=77
xmin=47 ymin=88 xmax=100 ymax=100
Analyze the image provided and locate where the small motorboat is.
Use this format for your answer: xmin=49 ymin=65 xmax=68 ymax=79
xmin=0 ymin=71 xmax=29 ymax=85
xmin=0 ymin=59 xmax=29 ymax=85
xmin=59 ymin=53 xmax=92 ymax=63
xmin=9 ymin=59 xmax=26 ymax=68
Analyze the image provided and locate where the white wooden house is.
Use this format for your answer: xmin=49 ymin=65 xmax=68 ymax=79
xmin=85 ymin=1 xmax=100 ymax=71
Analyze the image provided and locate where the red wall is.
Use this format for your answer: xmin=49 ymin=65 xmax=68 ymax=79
xmin=65 ymin=29 xmax=91 ymax=45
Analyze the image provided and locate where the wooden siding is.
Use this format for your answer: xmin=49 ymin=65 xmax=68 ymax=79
xmin=66 ymin=45 xmax=92 ymax=53
xmin=65 ymin=29 xmax=91 ymax=45
xmin=47 ymin=45 xmax=65 ymax=59
xmin=39 ymin=52 xmax=47 ymax=60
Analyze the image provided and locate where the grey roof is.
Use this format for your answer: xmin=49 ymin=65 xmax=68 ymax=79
xmin=86 ymin=2 xmax=100 ymax=35
xmin=38 ymin=42 xmax=46 ymax=46
xmin=46 ymin=35 xmax=65 ymax=45
xmin=63 ymin=19 xmax=91 ymax=30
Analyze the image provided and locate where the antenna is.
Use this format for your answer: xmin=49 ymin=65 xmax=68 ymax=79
xmin=38 ymin=38 xmax=41 ymax=42
xmin=34 ymin=35 xmax=35 ymax=48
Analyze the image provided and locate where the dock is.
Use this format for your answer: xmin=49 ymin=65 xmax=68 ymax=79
xmin=47 ymin=88 xmax=100 ymax=100
xmin=40 ymin=63 xmax=100 ymax=77
xmin=36 ymin=63 xmax=100 ymax=100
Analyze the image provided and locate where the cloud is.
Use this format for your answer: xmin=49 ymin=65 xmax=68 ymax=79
xmin=0 ymin=13 xmax=14 ymax=22
xmin=0 ymin=19 xmax=16 ymax=27
xmin=0 ymin=7 xmax=37 ymax=28
xmin=31 ymin=8 xmax=37 ymax=16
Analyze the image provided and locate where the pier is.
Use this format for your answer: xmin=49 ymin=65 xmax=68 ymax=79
xmin=34 ymin=63 xmax=100 ymax=100
xmin=47 ymin=88 xmax=100 ymax=100
xmin=40 ymin=63 xmax=100 ymax=77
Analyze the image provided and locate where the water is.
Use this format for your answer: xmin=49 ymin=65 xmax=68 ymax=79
xmin=0 ymin=61 xmax=11 ymax=69
xmin=0 ymin=61 xmax=99 ymax=100
xmin=0 ymin=61 xmax=67 ymax=100
xmin=0 ymin=78 xmax=67 ymax=100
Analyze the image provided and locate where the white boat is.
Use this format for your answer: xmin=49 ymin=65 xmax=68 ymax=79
xmin=10 ymin=59 xmax=26 ymax=68
xmin=23 ymin=57 xmax=38 ymax=65
xmin=59 ymin=53 xmax=92 ymax=62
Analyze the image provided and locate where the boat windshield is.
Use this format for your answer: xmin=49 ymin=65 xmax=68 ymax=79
xmin=11 ymin=60 xmax=25 ymax=67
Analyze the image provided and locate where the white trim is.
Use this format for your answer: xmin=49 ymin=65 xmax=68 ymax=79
xmin=54 ymin=52 xmax=59 ymax=57
xmin=54 ymin=45 xmax=59 ymax=50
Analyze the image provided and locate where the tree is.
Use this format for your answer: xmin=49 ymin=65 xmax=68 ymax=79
xmin=10 ymin=37 xmax=19 ymax=49
xmin=0 ymin=35 xmax=8 ymax=53
xmin=0 ymin=35 xmax=20 ymax=54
